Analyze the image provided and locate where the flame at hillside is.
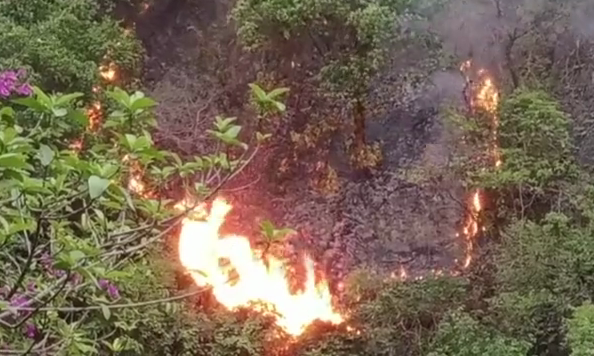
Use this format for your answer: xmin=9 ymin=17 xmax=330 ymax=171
xmin=459 ymin=60 xmax=501 ymax=268
xmin=177 ymin=198 xmax=343 ymax=336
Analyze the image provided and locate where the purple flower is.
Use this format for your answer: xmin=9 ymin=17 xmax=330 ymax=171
xmin=98 ymin=279 xmax=120 ymax=300
xmin=24 ymin=323 xmax=37 ymax=339
xmin=10 ymin=294 xmax=29 ymax=307
xmin=0 ymin=86 xmax=10 ymax=98
xmin=9 ymin=294 xmax=32 ymax=317
xmin=107 ymin=284 xmax=120 ymax=300
xmin=16 ymin=84 xmax=32 ymax=96
xmin=98 ymin=279 xmax=109 ymax=289
xmin=0 ymin=69 xmax=32 ymax=99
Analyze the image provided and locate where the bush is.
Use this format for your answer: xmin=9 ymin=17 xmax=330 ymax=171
xmin=427 ymin=310 xmax=530 ymax=356
xmin=567 ymin=302 xmax=594 ymax=356
xmin=0 ymin=0 xmax=142 ymax=94
xmin=0 ymin=82 xmax=257 ymax=354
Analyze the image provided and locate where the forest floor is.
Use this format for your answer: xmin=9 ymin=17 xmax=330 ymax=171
xmin=131 ymin=0 xmax=470 ymax=286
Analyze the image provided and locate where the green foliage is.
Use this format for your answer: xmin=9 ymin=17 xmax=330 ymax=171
xmin=117 ymin=254 xmax=276 ymax=356
xmin=475 ymin=89 xmax=578 ymax=190
xmin=259 ymin=220 xmax=295 ymax=243
xmin=427 ymin=310 xmax=530 ymax=356
xmin=0 ymin=84 xmax=258 ymax=354
xmin=0 ymin=0 xmax=142 ymax=93
xmin=495 ymin=213 xmax=594 ymax=301
xmin=567 ymin=302 xmax=594 ymax=356
xmin=233 ymin=0 xmax=420 ymax=100
xmin=249 ymin=83 xmax=289 ymax=115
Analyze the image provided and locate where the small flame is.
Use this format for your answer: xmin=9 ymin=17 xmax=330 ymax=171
xmin=69 ymin=139 xmax=83 ymax=152
xmin=87 ymin=101 xmax=102 ymax=131
xmin=122 ymin=154 xmax=153 ymax=198
xmin=99 ymin=63 xmax=117 ymax=82
xmin=178 ymin=198 xmax=343 ymax=336
xmin=459 ymin=60 xmax=501 ymax=268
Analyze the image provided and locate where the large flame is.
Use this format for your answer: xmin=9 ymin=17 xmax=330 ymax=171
xmin=178 ymin=198 xmax=343 ymax=336
xmin=459 ymin=60 xmax=501 ymax=268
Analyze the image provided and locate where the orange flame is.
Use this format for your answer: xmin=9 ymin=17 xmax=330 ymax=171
xmin=87 ymin=101 xmax=102 ymax=132
xmin=178 ymin=198 xmax=343 ymax=336
xmin=99 ymin=63 xmax=117 ymax=82
xmin=459 ymin=60 xmax=501 ymax=268
xmin=122 ymin=154 xmax=154 ymax=198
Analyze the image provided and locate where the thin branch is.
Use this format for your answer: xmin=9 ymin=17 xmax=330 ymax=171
xmin=11 ymin=284 xmax=212 ymax=312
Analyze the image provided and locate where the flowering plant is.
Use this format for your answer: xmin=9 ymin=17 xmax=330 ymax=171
xmin=0 ymin=69 xmax=32 ymax=99
xmin=0 ymin=83 xmax=258 ymax=354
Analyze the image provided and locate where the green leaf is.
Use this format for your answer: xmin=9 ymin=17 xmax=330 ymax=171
xmin=51 ymin=107 xmax=68 ymax=117
xmin=130 ymin=91 xmax=145 ymax=102
xmin=55 ymin=92 xmax=84 ymax=106
xmin=130 ymin=97 xmax=157 ymax=112
xmin=10 ymin=97 xmax=46 ymax=112
xmin=0 ymin=106 xmax=14 ymax=119
xmin=69 ymin=250 xmax=86 ymax=262
xmin=268 ymin=87 xmax=290 ymax=98
xmin=7 ymin=220 xmax=35 ymax=235
xmin=133 ymin=136 xmax=151 ymax=151
xmin=38 ymin=144 xmax=55 ymax=166
xmin=119 ymin=186 xmax=136 ymax=211
xmin=214 ymin=116 xmax=238 ymax=131
xmin=67 ymin=109 xmax=89 ymax=127
xmin=124 ymin=134 xmax=137 ymax=150
xmin=249 ymin=83 xmax=267 ymax=100
xmin=274 ymin=101 xmax=286 ymax=112
xmin=1 ymin=127 xmax=18 ymax=144
xmin=107 ymin=87 xmax=130 ymax=108
xmin=0 ymin=153 xmax=27 ymax=169
xmin=100 ymin=304 xmax=111 ymax=320
xmin=0 ymin=215 xmax=9 ymax=233
xmin=224 ymin=125 xmax=242 ymax=139
xmin=260 ymin=220 xmax=275 ymax=238
xmin=88 ymin=175 xmax=110 ymax=199
xmin=32 ymin=86 xmax=51 ymax=107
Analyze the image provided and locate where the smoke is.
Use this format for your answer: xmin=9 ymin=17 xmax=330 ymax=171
xmin=427 ymin=0 xmax=594 ymax=60
xmin=570 ymin=1 xmax=594 ymax=39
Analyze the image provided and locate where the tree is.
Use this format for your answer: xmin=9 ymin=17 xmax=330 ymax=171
xmin=0 ymin=0 xmax=142 ymax=94
xmin=233 ymin=0 xmax=422 ymax=167
xmin=0 ymin=80 xmax=259 ymax=353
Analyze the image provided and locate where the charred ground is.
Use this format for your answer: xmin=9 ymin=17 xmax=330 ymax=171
xmin=130 ymin=0 xmax=469 ymax=285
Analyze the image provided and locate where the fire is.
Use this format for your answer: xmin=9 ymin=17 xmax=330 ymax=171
xmin=459 ymin=60 xmax=501 ymax=268
xmin=122 ymin=154 xmax=154 ymax=198
xmin=99 ymin=63 xmax=117 ymax=82
xmin=87 ymin=101 xmax=102 ymax=131
xmin=178 ymin=198 xmax=343 ymax=336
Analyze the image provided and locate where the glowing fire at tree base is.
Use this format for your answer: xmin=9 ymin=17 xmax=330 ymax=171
xmin=177 ymin=198 xmax=343 ymax=336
